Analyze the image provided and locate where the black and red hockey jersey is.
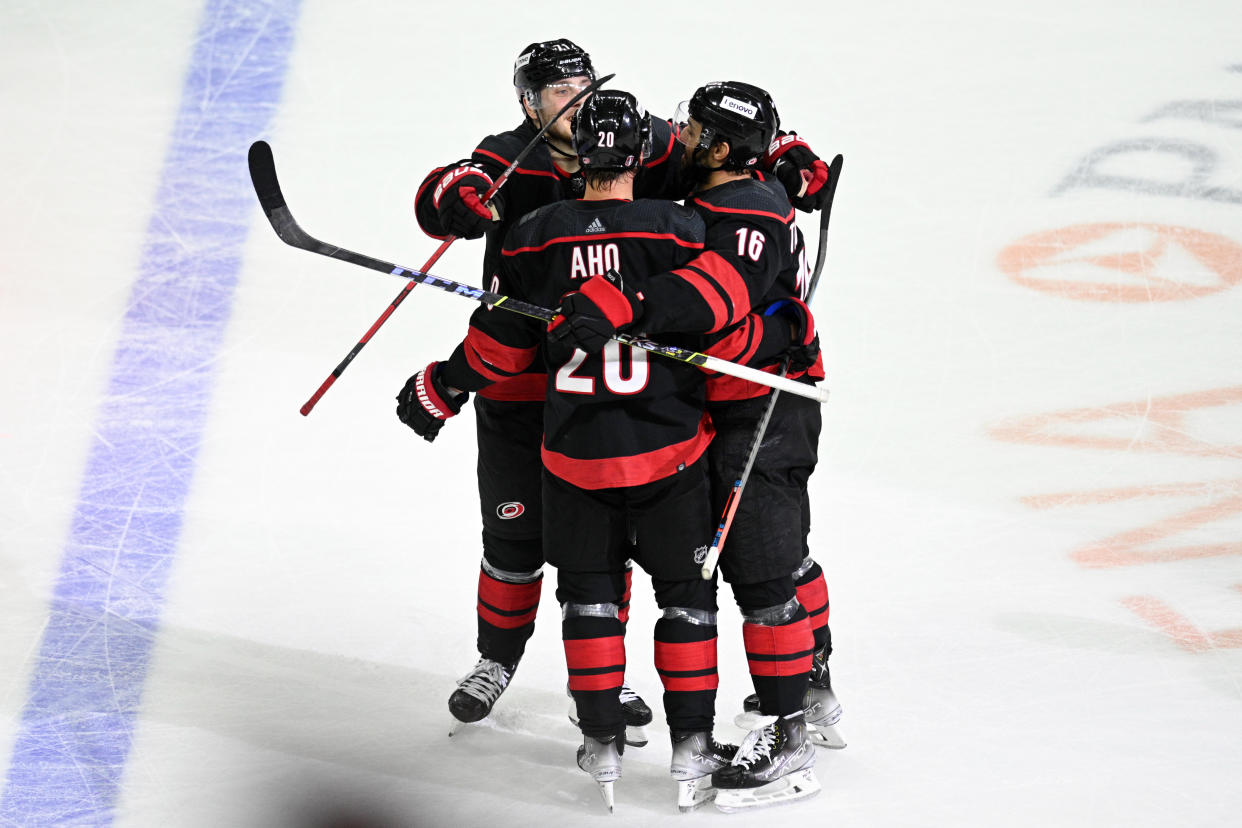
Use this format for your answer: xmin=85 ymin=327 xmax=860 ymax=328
xmin=413 ymin=119 xmax=683 ymax=402
xmin=437 ymin=198 xmax=792 ymax=490
xmin=624 ymin=174 xmax=824 ymax=401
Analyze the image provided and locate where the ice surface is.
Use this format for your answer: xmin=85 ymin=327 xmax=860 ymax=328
xmin=2 ymin=1 xmax=1240 ymax=825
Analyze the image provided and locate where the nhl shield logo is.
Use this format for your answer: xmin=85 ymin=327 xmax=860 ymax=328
xmin=693 ymin=544 xmax=709 ymax=564
xmin=497 ymin=502 xmax=525 ymax=520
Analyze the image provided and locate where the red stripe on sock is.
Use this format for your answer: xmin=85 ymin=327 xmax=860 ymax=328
xmin=660 ymin=673 xmax=719 ymax=692
xmin=477 ymin=570 xmax=542 ymax=613
xmin=746 ymin=654 xmax=814 ymax=677
xmin=796 ymin=574 xmax=829 ymax=627
xmin=477 ymin=602 xmax=538 ymax=630
xmin=564 ymin=635 xmax=625 ymax=671
xmin=654 ymin=638 xmax=718 ymax=673
xmin=742 ymin=618 xmax=813 ymax=657
xmin=568 ymin=671 xmax=626 ymax=692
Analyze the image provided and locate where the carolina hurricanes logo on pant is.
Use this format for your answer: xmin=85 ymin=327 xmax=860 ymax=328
xmin=497 ymin=501 xmax=525 ymax=519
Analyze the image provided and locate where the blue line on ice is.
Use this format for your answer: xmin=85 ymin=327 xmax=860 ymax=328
xmin=0 ymin=1 xmax=302 ymax=823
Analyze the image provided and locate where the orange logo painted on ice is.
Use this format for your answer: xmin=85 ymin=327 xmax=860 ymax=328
xmin=997 ymin=223 xmax=1242 ymax=301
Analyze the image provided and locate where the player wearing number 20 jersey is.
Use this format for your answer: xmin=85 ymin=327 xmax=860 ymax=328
xmin=428 ymin=94 xmax=800 ymax=766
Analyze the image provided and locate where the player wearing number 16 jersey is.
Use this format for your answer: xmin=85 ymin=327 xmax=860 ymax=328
xmin=553 ymin=82 xmax=838 ymax=811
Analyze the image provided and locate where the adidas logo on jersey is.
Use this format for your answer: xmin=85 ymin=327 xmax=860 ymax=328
xmin=585 ymin=217 xmax=606 ymax=234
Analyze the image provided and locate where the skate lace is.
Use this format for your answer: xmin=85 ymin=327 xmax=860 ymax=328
xmin=618 ymin=682 xmax=641 ymax=705
xmin=457 ymin=659 xmax=511 ymax=705
xmin=731 ymin=714 xmax=779 ymax=767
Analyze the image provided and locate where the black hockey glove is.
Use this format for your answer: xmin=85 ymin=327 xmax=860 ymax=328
xmin=395 ymin=361 xmax=469 ymax=443
xmin=766 ymin=133 xmax=832 ymax=212
xmin=548 ymin=269 xmax=644 ymax=354
xmin=763 ymin=297 xmax=820 ymax=373
xmin=433 ymin=162 xmax=496 ymax=240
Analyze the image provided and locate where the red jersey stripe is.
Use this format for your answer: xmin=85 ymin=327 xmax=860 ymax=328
xmin=541 ymin=415 xmax=713 ymax=490
xmin=692 ymin=250 xmax=752 ymax=328
xmin=477 ymin=372 xmax=546 ymax=401
xmin=464 ymin=326 xmax=537 ymax=375
xmin=503 ymin=232 xmax=705 ymax=256
xmin=704 ymin=318 xmax=761 ymax=366
xmin=669 ymin=266 xmax=729 ymax=332
xmin=645 ymin=125 xmax=676 ymax=167
xmin=692 ymin=197 xmax=795 ymax=224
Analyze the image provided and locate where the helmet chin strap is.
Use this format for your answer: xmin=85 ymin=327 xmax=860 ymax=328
xmin=527 ymin=104 xmax=578 ymax=160
xmin=543 ymin=134 xmax=578 ymax=160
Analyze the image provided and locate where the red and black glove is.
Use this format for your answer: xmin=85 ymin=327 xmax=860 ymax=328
xmin=548 ymin=269 xmax=644 ymax=354
xmin=763 ymin=297 xmax=820 ymax=372
xmin=766 ymin=133 xmax=832 ymax=212
xmin=433 ymin=162 xmax=496 ymax=239
xmin=395 ymin=361 xmax=469 ymax=442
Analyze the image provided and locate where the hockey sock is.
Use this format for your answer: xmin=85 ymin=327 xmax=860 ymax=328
xmin=563 ymin=604 xmax=626 ymax=738
xmin=794 ymin=558 xmax=831 ymax=656
xmin=476 ymin=562 xmax=542 ymax=667
xmin=654 ymin=607 xmax=718 ymax=733
xmin=742 ymin=602 xmax=814 ymax=717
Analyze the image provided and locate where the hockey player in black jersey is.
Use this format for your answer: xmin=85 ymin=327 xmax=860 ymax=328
xmin=409 ymin=40 xmax=656 ymax=739
xmin=399 ymin=91 xmax=800 ymax=812
xmin=554 ymin=81 xmax=840 ymax=811
xmin=405 ymin=39 xmax=836 ymax=742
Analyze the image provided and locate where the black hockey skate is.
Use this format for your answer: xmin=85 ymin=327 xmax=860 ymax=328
xmin=448 ymin=657 xmax=514 ymax=727
xmin=577 ymin=732 xmax=623 ymax=812
xmin=669 ymin=730 xmax=738 ymax=812
xmin=566 ymin=681 xmax=653 ymax=747
xmin=712 ymin=712 xmax=820 ymax=812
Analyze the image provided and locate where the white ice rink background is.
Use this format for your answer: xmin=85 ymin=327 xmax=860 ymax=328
xmin=2 ymin=1 xmax=1240 ymax=825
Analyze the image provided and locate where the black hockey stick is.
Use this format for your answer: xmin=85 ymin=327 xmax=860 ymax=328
xmin=248 ymin=141 xmax=830 ymax=404
xmin=701 ymin=153 xmax=843 ymax=579
xmin=295 ymin=73 xmax=615 ymax=415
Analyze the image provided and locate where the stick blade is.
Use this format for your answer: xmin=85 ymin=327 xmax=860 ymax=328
xmin=247 ymin=140 xmax=285 ymax=214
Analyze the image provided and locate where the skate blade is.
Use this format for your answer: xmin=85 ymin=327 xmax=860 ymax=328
xmin=676 ymin=777 xmax=715 ymax=812
xmin=595 ymin=779 xmax=615 ymax=812
xmin=625 ymin=724 xmax=649 ymax=748
xmin=807 ymin=721 xmax=846 ymax=749
xmin=714 ymin=767 xmax=821 ymax=812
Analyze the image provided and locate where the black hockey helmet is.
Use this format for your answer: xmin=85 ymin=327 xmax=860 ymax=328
xmin=572 ymin=90 xmax=652 ymax=171
xmin=513 ymin=39 xmax=595 ymax=112
xmin=677 ymin=81 xmax=780 ymax=170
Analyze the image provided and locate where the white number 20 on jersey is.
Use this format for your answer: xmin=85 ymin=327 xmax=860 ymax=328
xmin=555 ymin=342 xmax=648 ymax=395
